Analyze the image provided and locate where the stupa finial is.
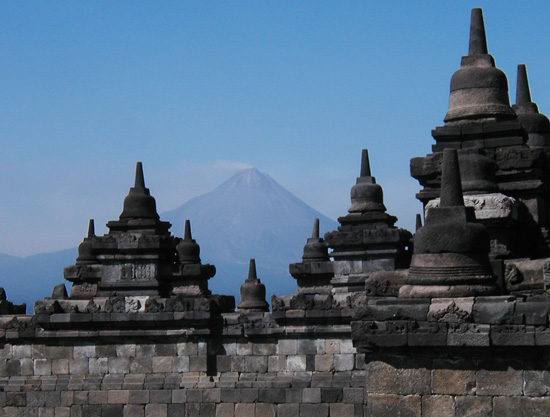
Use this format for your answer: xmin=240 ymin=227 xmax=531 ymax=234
xmin=184 ymin=219 xmax=192 ymax=240
xmin=440 ymin=149 xmax=464 ymax=208
xmin=468 ymin=8 xmax=488 ymax=55
xmin=415 ymin=214 xmax=422 ymax=231
xmin=87 ymin=219 xmax=95 ymax=238
xmin=248 ymin=258 xmax=257 ymax=281
xmin=516 ymin=64 xmax=531 ymax=105
xmin=312 ymin=218 xmax=320 ymax=239
xmin=360 ymin=149 xmax=371 ymax=177
xmin=135 ymin=162 xmax=145 ymax=188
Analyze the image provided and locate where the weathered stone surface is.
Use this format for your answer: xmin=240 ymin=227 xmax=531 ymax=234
xmin=366 ymin=394 xmax=421 ymax=417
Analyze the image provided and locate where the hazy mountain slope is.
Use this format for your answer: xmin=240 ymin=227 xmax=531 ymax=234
xmin=0 ymin=248 xmax=76 ymax=312
xmin=0 ymin=168 xmax=339 ymax=309
xmin=161 ymin=168 xmax=338 ymax=299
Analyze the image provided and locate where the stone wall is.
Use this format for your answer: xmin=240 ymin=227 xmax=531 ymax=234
xmin=1 ymin=316 xmax=550 ymax=417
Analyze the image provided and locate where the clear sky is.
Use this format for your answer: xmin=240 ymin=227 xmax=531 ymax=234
xmin=1 ymin=1 xmax=550 ymax=256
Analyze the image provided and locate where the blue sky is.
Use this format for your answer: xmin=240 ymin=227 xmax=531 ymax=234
xmin=1 ymin=1 xmax=550 ymax=256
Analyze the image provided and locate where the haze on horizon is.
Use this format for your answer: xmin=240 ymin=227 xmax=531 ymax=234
xmin=1 ymin=2 xmax=550 ymax=257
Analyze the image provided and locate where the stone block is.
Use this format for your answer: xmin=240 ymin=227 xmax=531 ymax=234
xmin=5 ymin=359 xmax=20 ymax=376
xmin=216 ymin=356 xmax=231 ymax=373
xmin=73 ymin=345 xmax=96 ymax=359
xmin=315 ymin=355 xmax=333 ymax=372
xmin=343 ymin=387 xmax=363 ymax=404
xmin=88 ymin=391 xmax=108 ymax=405
xmin=432 ymin=369 xmax=475 ymax=394
xmin=329 ymin=404 xmax=355 ymax=417
xmin=240 ymin=388 xmax=259 ymax=403
xmin=524 ymin=370 xmax=550 ymax=396
xmin=267 ymin=355 xmax=285 ymax=372
xmin=6 ymin=392 xmax=26 ymax=407
xmin=311 ymin=372 xmax=333 ymax=388
xmin=34 ymin=359 xmax=52 ymax=376
xmin=135 ymin=344 xmax=156 ymax=357
xmin=325 ymin=339 xmax=340 ymax=354
xmin=189 ymin=355 xmax=207 ymax=372
xmin=472 ymin=297 xmax=515 ymax=324
xmin=299 ymin=403 xmax=329 ymax=417
xmin=278 ymin=339 xmax=297 ymax=355
xmin=244 ymin=356 xmax=267 ymax=373
xmin=176 ymin=342 xmax=197 ymax=356
xmin=12 ymin=345 xmax=31 ymax=359
xmin=116 ymin=344 xmax=137 ymax=358
xmin=278 ymin=404 xmax=300 ymax=417
xmin=123 ymin=404 xmax=144 ymax=417
xmin=447 ymin=324 xmax=490 ymax=346
xmin=152 ymin=356 xmax=173 ymax=373
xmin=185 ymin=404 xmax=200 ymax=416
xmin=149 ymin=390 xmax=171 ymax=404
xmin=52 ymin=359 xmax=69 ymax=375
xmin=476 ymin=367 xmax=523 ymax=395
xmin=144 ymin=404 xmax=167 ymax=417
xmin=334 ymin=354 xmax=355 ymax=371
xmin=234 ymin=403 xmax=255 ymax=417
xmin=46 ymin=345 xmax=73 ymax=359
xmin=422 ymin=395 xmax=454 ymax=417
xmin=156 ymin=344 xmax=176 ymax=356
xmin=186 ymin=389 xmax=202 ymax=402
xmin=167 ymin=404 xmax=185 ymax=417
xmin=258 ymin=388 xmax=285 ymax=403
xmin=236 ymin=343 xmax=253 ymax=356
xmin=302 ymin=388 xmax=321 ymax=403
xmin=287 ymin=355 xmax=307 ymax=371
xmin=171 ymin=390 xmax=186 ymax=404
xmin=54 ymin=407 xmax=71 ymax=417
xmin=129 ymin=390 xmax=149 ymax=404
xmin=255 ymin=403 xmax=276 ymax=417
xmin=109 ymin=357 xmax=130 ymax=374
xmin=252 ymin=343 xmax=277 ymax=356
xmin=215 ymin=403 xmax=235 ymax=417
xmin=493 ymin=396 xmax=550 ymax=416
xmin=454 ymin=396 xmax=492 ymax=417
xmin=320 ymin=388 xmax=342 ymax=403
xmin=366 ymin=394 xmax=421 ymax=417
xmin=130 ymin=357 xmax=152 ymax=374
xmin=38 ymin=409 xmax=55 ymax=417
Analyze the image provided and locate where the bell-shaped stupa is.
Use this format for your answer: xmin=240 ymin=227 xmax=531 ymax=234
xmin=237 ymin=259 xmax=269 ymax=312
xmin=400 ymin=149 xmax=499 ymax=297
xmin=513 ymin=64 xmax=550 ymax=147
xmin=444 ymin=8 xmax=515 ymax=125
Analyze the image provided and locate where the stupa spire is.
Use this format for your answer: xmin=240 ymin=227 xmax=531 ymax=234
xmin=468 ymin=8 xmax=488 ymax=55
xmin=311 ymin=218 xmax=319 ymax=239
xmin=135 ymin=162 xmax=145 ymax=188
xmin=360 ymin=149 xmax=371 ymax=177
xmin=415 ymin=214 xmax=422 ymax=231
xmin=247 ymin=258 xmax=257 ymax=281
xmin=439 ymin=149 xmax=464 ymax=207
xmin=516 ymin=64 xmax=531 ymax=105
xmin=184 ymin=219 xmax=192 ymax=240
xmin=87 ymin=219 xmax=95 ymax=238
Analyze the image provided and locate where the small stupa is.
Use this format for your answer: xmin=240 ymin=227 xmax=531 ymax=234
xmin=237 ymin=259 xmax=269 ymax=312
xmin=324 ymin=149 xmax=412 ymax=294
xmin=400 ymin=149 xmax=500 ymax=297
xmin=513 ymin=64 xmax=550 ymax=147
xmin=289 ymin=218 xmax=333 ymax=294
